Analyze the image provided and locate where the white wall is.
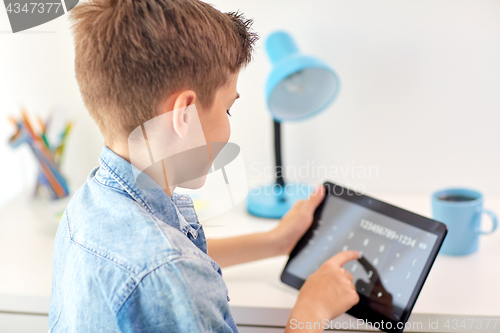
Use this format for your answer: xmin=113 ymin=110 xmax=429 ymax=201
xmin=212 ymin=0 xmax=500 ymax=195
xmin=1 ymin=0 xmax=499 ymax=208
xmin=0 ymin=11 xmax=103 ymax=207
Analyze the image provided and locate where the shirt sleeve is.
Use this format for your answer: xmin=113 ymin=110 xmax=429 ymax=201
xmin=115 ymin=255 xmax=236 ymax=333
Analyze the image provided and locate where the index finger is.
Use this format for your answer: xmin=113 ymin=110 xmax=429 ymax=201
xmin=329 ymin=250 xmax=360 ymax=267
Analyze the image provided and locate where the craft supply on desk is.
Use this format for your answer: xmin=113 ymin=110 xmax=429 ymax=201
xmin=7 ymin=108 xmax=72 ymax=200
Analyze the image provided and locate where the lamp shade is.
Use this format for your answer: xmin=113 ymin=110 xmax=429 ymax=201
xmin=265 ymin=31 xmax=340 ymax=122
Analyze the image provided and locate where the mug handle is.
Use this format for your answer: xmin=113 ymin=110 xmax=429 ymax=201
xmin=475 ymin=209 xmax=498 ymax=235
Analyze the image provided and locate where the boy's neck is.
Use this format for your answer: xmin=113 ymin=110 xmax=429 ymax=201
xmin=107 ymin=141 xmax=174 ymax=197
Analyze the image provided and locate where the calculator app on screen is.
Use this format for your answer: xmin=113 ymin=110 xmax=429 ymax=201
xmin=286 ymin=195 xmax=438 ymax=320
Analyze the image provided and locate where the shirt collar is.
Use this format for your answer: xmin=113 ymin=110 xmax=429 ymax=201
xmin=96 ymin=146 xmax=199 ymax=239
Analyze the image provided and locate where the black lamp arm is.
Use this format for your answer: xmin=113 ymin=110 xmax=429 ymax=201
xmin=273 ymin=119 xmax=285 ymax=187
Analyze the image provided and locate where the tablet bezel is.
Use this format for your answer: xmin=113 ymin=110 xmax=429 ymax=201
xmin=281 ymin=182 xmax=447 ymax=333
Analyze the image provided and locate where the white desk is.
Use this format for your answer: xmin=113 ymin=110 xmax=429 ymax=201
xmin=1 ymin=192 xmax=500 ymax=332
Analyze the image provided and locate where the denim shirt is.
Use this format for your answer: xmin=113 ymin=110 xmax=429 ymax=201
xmin=49 ymin=146 xmax=238 ymax=332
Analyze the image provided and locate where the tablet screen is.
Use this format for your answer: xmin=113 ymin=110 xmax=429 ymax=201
xmin=285 ymin=194 xmax=438 ymax=321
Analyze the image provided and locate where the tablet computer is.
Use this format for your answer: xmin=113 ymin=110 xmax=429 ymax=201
xmin=281 ymin=182 xmax=447 ymax=333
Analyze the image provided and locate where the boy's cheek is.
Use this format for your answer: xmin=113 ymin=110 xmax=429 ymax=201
xmin=211 ymin=117 xmax=231 ymax=144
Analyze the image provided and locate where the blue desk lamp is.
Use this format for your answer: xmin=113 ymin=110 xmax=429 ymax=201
xmin=246 ymin=31 xmax=340 ymax=219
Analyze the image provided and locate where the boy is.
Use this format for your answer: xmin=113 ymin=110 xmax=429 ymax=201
xmin=49 ymin=0 xmax=360 ymax=332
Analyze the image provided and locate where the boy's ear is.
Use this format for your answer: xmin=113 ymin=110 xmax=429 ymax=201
xmin=172 ymin=90 xmax=196 ymax=139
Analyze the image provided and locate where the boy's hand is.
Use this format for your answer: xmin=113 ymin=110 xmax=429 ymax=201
xmin=286 ymin=251 xmax=360 ymax=332
xmin=207 ymin=184 xmax=324 ymax=268
xmin=271 ymin=185 xmax=325 ymax=256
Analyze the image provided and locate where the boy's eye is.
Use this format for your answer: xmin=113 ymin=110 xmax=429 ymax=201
xmin=226 ymin=109 xmax=232 ymax=116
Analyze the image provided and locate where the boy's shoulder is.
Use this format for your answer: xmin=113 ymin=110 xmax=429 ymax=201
xmin=50 ymin=163 xmax=231 ymax=331
xmin=59 ymin=166 xmax=211 ymax=277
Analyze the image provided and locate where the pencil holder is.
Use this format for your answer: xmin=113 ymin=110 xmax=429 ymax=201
xmin=8 ymin=109 xmax=71 ymax=200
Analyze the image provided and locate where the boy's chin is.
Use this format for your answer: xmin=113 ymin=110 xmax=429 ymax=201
xmin=176 ymin=175 xmax=207 ymax=190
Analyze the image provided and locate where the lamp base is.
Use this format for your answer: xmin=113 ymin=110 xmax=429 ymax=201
xmin=246 ymin=183 xmax=313 ymax=219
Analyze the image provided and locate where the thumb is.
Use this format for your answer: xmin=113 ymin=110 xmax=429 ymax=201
xmin=305 ymin=185 xmax=325 ymax=210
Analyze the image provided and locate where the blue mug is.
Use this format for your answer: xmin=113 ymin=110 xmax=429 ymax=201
xmin=432 ymin=188 xmax=498 ymax=256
